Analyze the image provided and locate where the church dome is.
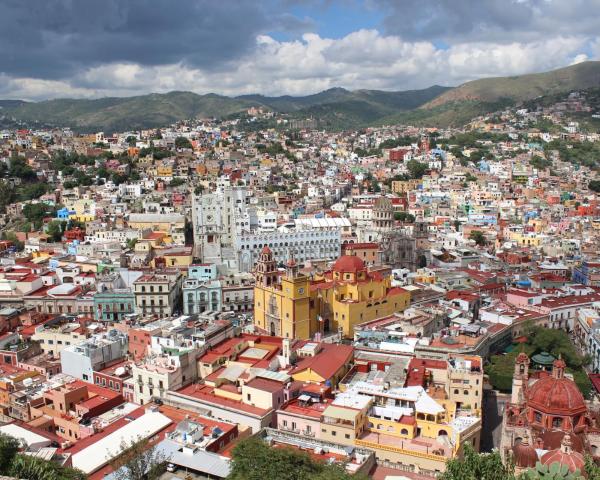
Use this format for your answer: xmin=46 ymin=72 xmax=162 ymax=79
xmin=512 ymin=435 xmax=538 ymax=469
xmin=541 ymin=435 xmax=586 ymax=474
xmin=333 ymin=255 xmax=365 ymax=273
xmin=526 ymin=360 xmax=586 ymax=415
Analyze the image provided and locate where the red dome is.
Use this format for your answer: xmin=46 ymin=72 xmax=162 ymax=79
xmin=527 ymin=376 xmax=586 ymax=415
xmin=541 ymin=435 xmax=585 ymax=474
xmin=512 ymin=436 xmax=538 ymax=468
xmin=516 ymin=352 xmax=530 ymax=363
xmin=333 ymin=255 xmax=365 ymax=273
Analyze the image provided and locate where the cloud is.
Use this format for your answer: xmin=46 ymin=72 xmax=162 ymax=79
xmin=3 ymin=30 xmax=592 ymax=101
xmin=0 ymin=1 xmax=598 ymax=100
xmin=0 ymin=0 xmax=297 ymax=79
xmin=374 ymin=0 xmax=600 ymax=44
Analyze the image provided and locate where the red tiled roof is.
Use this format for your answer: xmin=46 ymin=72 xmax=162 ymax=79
xmin=288 ymin=343 xmax=353 ymax=381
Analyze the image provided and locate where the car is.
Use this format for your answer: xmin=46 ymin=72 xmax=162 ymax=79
xmin=166 ymin=463 xmax=176 ymax=473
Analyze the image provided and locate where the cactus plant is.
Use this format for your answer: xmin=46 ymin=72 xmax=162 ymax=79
xmin=520 ymin=461 xmax=585 ymax=480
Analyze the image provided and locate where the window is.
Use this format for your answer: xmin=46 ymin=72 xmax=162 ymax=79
xmin=345 ymin=433 xmax=350 ymax=439
xmin=331 ymin=431 xmax=336 ymax=436
xmin=247 ymin=393 xmax=251 ymax=401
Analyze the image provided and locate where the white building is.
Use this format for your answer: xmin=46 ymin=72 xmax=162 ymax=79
xmin=60 ymin=329 xmax=128 ymax=382
xmin=191 ymin=186 xmax=249 ymax=265
xmin=235 ymin=228 xmax=341 ymax=272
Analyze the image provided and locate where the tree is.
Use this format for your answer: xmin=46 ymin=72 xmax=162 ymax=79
xmin=175 ymin=136 xmax=192 ymax=149
xmin=109 ymin=436 xmax=167 ymax=480
xmin=394 ymin=211 xmax=415 ymax=223
xmin=406 ymin=160 xmax=428 ymax=179
xmin=440 ymin=444 xmax=514 ymax=480
xmin=589 ymin=180 xmax=600 ymax=193
xmin=8 ymin=454 xmax=86 ymax=480
xmin=46 ymin=221 xmax=66 ymax=242
xmin=469 ymin=230 xmax=487 ymax=246
xmin=0 ymin=433 xmax=84 ymax=480
xmin=0 ymin=434 xmax=19 ymax=473
xmin=8 ymin=155 xmax=36 ymax=181
xmin=169 ymin=178 xmax=186 ymax=187
xmin=23 ymin=203 xmax=54 ymax=224
xmin=228 ymin=437 xmax=366 ymax=480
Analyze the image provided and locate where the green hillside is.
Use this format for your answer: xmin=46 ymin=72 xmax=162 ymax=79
xmin=0 ymin=86 xmax=450 ymax=133
xmin=424 ymin=61 xmax=600 ymax=108
xmin=2 ymin=61 xmax=600 ymax=132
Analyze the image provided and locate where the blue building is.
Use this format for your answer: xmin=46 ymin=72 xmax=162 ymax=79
xmin=56 ymin=207 xmax=75 ymax=220
xmin=94 ymin=289 xmax=136 ymax=321
xmin=183 ymin=264 xmax=222 ymax=314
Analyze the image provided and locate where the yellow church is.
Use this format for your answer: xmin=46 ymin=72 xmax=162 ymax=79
xmin=253 ymin=248 xmax=410 ymax=339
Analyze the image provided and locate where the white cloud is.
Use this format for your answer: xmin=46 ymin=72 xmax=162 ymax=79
xmin=1 ymin=30 xmax=597 ymax=100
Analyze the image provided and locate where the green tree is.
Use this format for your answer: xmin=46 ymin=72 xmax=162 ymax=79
xmin=0 ymin=433 xmax=85 ymax=480
xmin=8 ymin=155 xmax=36 ymax=181
xmin=228 ymin=437 xmax=365 ymax=480
xmin=23 ymin=203 xmax=54 ymax=224
xmin=469 ymin=230 xmax=487 ymax=246
xmin=406 ymin=160 xmax=428 ymax=179
xmin=169 ymin=178 xmax=186 ymax=187
xmin=109 ymin=436 xmax=167 ymax=480
xmin=440 ymin=444 xmax=514 ymax=480
xmin=174 ymin=136 xmax=192 ymax=149
xmin=0 ymin=180 xmax=16 ymax=213
xmin=8 ymin=454 xmax=86 ymax=480
xmin=0 ymin=433 xmax=19 ymax=473
xmin=46 ymin=221 xmax=66 ymax=242
xmin=394 ymin=211 xmax=416 ymax=223
xmin=589 ymin=180 xmax=600 ymax=193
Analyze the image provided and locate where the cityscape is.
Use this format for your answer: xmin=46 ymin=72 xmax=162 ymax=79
xmin=1 ymin=1 xmax=600 ymax=480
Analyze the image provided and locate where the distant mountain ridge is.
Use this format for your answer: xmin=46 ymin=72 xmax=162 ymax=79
xmin=0 ymin=86 xmax=451 ymax=132
xmin=1 ymin=61 xmax=600 ymax=131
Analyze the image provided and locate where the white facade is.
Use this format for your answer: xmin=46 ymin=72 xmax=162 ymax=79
xmin=235 ymin=228 xmax=341 ymax=272
xmin=191 ymin=186 xmax=249 ymax=265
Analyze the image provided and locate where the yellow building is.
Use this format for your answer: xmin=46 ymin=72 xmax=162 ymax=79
xmin=509 ymin=231 xmax=543 ymax=247
xmin=253 ymin=252 xmax=410 ymax=340
xmin=253 ymin=248 xmax=313 ymax=339
xmin=310 ymin=256 xmax=410 ymax=337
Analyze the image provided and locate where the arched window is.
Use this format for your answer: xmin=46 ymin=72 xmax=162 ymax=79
xmin=401 ymin=428 xmax=408 ymax=435
xmin=552 ymin=417 xmax=562 ymax=428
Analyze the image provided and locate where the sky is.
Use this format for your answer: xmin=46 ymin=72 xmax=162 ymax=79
xmin=1 ymin=0 xmax=599 ymax=101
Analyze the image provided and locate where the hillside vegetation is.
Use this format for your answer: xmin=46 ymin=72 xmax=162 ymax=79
xmin=424 ymin=61 xmax=600 ymax=108
xmin=2 ymin=61 xmax=600 ymax=131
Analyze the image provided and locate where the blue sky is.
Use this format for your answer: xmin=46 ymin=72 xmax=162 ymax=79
xmin=272 ymin=1 xmax=385 ymax=40
xmin=0 ymin=0 xmax=598 ymax=100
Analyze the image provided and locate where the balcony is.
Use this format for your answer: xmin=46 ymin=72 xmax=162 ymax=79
xmin=278 ymin=424 xmax=300 ymax=434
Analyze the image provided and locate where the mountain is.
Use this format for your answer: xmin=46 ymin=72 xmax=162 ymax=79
xmin=0 ymin=86 xmax=451 ymax=133
xmin=424 ymin=61 xmax=600 ymax=108
xmin=2 ymin=61 xmax=600 ymax=131
xmin=377 ymin=61 xmax=600 ymax=128
xmin=0 ymin=92 xmax=255 ymax=133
